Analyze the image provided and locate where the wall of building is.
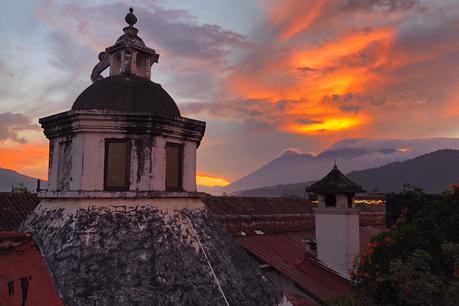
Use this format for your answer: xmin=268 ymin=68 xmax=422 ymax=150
xmin=314 ymin=209 xmax=360 ymax=276
xmin=183 ymin=141 xmax=197 ymax=191
xmin=47 ymin=132 xmax=198 ymax=193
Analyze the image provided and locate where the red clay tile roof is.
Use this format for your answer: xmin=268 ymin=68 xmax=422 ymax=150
xmin=0 ymin=193 xmax=39 ymax=230
xmin=236 ymin=231 xmax=351 ymax=303
xmin=236 ymin=226 xmax=386 ymax=303
xmin=203 ymin=196 xmax=315 ymax=215
xmin=0 ymin=231 xmax=63 ymax=305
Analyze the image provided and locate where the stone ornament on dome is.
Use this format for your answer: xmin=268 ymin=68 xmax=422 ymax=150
xmin=89 ymin=7 xmax=160 ymax=82
xmin=90 ymin=51 xmax=109 ymax=83
xmin=119 ymin=7 xmax=143 ymax=44
xmin=125 ymin=8 xmax=137 ymax=26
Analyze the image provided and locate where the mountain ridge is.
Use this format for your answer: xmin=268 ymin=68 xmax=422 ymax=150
xmin=220 ymin=137 xmax=459 ymax=193
xmin=232 ymin=149 xmax=459 ymax=197
xmin=0 ymin=168 xmax=44 ymax=192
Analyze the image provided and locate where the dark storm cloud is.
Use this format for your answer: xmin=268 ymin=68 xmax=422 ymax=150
xmin=47 ymin=31 xmax=93 ymax=73
xmin=33 ymin=0 xmax=252 ymax=110
xmin=0 ymin=112 xmax=40 ymax=143
xmin=0 ymin=61 xmax=15 ymax=79
xmin=136 ymin=9 xmax=251 ymax=66
xmin=296 ymin=118 xmax=323 ymax=125
xmin=38 ymin=1 xmax=250 ymax=68
xmin=181 ymin=98 xmax=305 ymax=126
xmin=343 ymin=0 xmax=421 ymax=12
xmin=322 ymin=91 xmax=427 ymax=112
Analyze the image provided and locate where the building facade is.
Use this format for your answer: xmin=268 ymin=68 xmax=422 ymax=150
xmin=307 ymin=163 xmax=365 ymax=277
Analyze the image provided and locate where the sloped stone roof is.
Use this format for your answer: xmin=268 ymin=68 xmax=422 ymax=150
xmin=0 ymin=192 xmax=39 ymax=230
xmin=306 ymin=165 xmax=364 ymax=194
xmin=20 ymin=199 xmax=283 ymax=306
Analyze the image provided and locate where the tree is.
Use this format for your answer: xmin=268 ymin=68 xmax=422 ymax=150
xmin=328 ymin=191 xmax=459 ymax=306
xmin=11 ymin=182 xmax=30 ymax=193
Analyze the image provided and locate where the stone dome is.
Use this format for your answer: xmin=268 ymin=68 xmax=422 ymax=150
xmin=72 ymin=74 xmax=181 ymax=116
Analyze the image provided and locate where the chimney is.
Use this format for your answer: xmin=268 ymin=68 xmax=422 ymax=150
xmin=306 ymin=163 xmax=364 ymax=276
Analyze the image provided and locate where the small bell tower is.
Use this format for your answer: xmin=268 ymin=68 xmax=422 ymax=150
xmin=306 ymin=163 xmax=365 ymax=276
xmin=91 ymin=8 xmax=159 ymax=82
xmin=40 ymin=8 xmax=204 ymax=197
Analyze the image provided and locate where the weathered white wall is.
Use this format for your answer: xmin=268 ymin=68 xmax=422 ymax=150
xmin=151 ymin=136 xmax=166 ymax=191
xmin=80 ymin=133 xmax=106 ymax=190
xmin=183 ymin=141 xmax=197 ymax=192
xmin=70 ymin=134 xmax=83 ymax=191
xmin=48 ymin=140 xmax=59 ymax=191
xmin=47 ymin=132 xmax=198 ymax=193
xmin=314 ymin=208 xmax=360 ymax=276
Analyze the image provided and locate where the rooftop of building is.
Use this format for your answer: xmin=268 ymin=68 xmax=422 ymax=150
xmin=306 ymin=163 xmax=365 ymax=194
xmin=1 ymin=192 xmax=386 ymax=305
xmin=0 ymin=192 xmax=40 ymax=231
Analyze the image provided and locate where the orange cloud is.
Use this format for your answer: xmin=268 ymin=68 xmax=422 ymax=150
xmin=294 ymin=29 xmax=394 ymax=69
xmin=224 ymin=0 xmax=400 ymax=138
xmin=285 ymin=116 xmax=366 ymax=135
xmin=196 ymin=173 xmax=230 ymax=187
xmin=0 ymin=141 xmax=49 ymax=180
xmin=269 ymin=0 xmax=326 ymax=41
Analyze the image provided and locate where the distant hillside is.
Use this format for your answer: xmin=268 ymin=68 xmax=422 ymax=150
xmin=220 ymin=137 xmax=459 ymax=193
xmin=347 ymin=149 xmax=459 ymax=194
xmin=232 ymin=182 xmax=313 ymax=197
xmin=0 ymin=168 xmax=44 ymax=192
xmin=232 ymin=149 xmax=459 ymax=196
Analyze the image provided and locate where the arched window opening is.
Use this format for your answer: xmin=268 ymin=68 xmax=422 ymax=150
xmin=111 ymin=52 xmax=121 ymax=75
xmin=325 ymin=193 xmax=336 ymax=207
xmin=136 ymin=53 xmax=146 ymax=77
xmin=104 ymin=139 xmax=131 ymax=191
xmin=347 ymin=194 xmax=354 ymax=208
xmin=165 ymin=143 xmax=183 ymax=191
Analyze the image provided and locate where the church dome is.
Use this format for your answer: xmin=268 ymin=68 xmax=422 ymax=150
xmin=71 ymin=74 xmax=181 ymax=116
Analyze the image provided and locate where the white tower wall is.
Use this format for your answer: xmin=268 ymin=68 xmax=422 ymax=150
xmin=42 ymin=111 xmax=205 ymax=196
xmin=314 ymin=207 xmax=360 ymax=277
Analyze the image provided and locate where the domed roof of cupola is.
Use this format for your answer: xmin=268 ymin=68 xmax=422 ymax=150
xmin=72 ymin=8 xmax=180 ymax=116
xmin=72 ymin=74 xmax=181 ymax=116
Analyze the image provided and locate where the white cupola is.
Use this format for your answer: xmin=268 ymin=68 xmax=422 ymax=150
xmin=39 ymin=8 xmax=205 ymax=198
xmin=306 ymin=163 xmax=365 ymax=277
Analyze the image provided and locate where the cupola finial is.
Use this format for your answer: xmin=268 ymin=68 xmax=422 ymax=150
xmin=125 ymin=7 xmax=137 ymax=27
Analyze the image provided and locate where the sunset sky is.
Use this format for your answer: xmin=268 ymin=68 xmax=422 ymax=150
xmin=1 ymin=0 xmax=459 ymax=186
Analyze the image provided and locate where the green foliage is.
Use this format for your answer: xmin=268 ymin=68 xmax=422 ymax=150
xmin=335 ymin=191 xmax=459 ymax=305
xmin=324 ymin=294 xmax=362 ymax=306
xmin=11 ymin=182 xmax=30 ymax=193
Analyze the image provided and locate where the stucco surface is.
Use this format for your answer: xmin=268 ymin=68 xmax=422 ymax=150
xmin=20 ymin=199 xmax=282 ymax=306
